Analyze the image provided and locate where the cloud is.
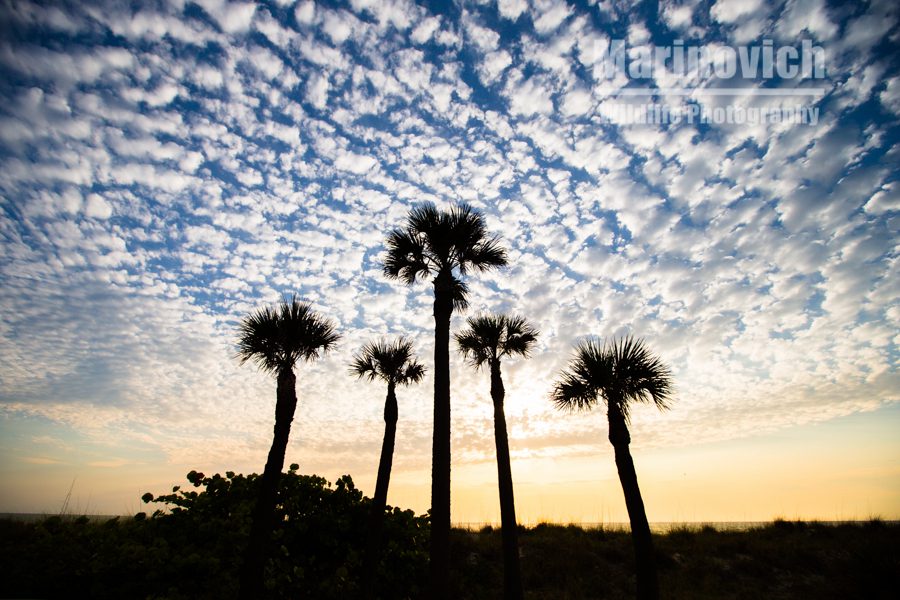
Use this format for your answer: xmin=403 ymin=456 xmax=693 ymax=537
xmin=531 ymin=0 xmax=572 ymax=34
xmin=295 ymin=1 xmax=316 ymax=25
xmin=711 ymin=0 xmax=765 ymax=24
xmin=196 ymin=0 xmax=257 ymax=33
xmin=84 ymin=194 xmax=113 ymax=219
xmin=0 ymin=0 xmax=897 ymax=504
xmin=334 ymin=151 xmax=379 ymax=174
xmin=497 ymin=0 xmax=528 ymax=22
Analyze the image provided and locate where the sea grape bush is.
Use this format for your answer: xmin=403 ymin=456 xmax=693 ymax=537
xmin=3 ymin=468 xmax=428 ymax=600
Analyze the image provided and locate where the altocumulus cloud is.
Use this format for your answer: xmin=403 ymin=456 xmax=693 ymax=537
xmin=0 ymin=0 xmax=897 ymax=477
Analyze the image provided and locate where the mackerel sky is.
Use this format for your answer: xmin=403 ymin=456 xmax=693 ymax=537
xmin=0 ymin=0 xmax=898 ymax=519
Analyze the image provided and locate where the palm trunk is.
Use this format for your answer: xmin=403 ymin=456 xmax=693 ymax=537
xmin=430 ymin=272 xmax=453 ymax=600
xmin=608 ymin=404 xmax=658 ymax=600
xmin=239 ymin=368 xmax=298 ymax=600
xmin=362 ymin=381 xmax=398 ymax=599
xmin=490 ymin=360 xmax=524 ymax=600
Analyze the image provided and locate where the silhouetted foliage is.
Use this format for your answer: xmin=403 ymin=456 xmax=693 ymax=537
xmin=383 ymin=202 xmax=507 ymax=600
xmin=350 ymin=337 xmax=425 ymax=598
xmin=455 ymin=313 xmax=538 ymax=600
xmin=236 ymin=295 xmax=340 ymax=374
xmin=0 ymin=469 xmax=428 ymax=600
xmin=350 ymin=337 xmax=426 ymax=386
xmin=235 ymin=295 xmax=339 ymax=599
xmin=455 ymin=314 xmax=538 ymax=368
xmin=552 ymin=336 xmax=673 ymax=600
xmin=3 ymin=514 xmax=898 ymax=599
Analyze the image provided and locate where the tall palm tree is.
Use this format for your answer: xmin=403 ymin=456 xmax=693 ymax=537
xmin=383 ymin=202 xmax=507 ymax=598
xmin=236 ymin=295 xmax=340 ymax=600
xmin=455 ymin=314 xmax=538 ymax=600
xmin=350 ymin=338 xmax=426 ymax=598
xmin=551 ymin=337 xmax=673 ymax=600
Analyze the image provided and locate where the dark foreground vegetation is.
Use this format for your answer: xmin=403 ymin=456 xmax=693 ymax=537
xmin=2 ymin=470 xmax=897 ymax=600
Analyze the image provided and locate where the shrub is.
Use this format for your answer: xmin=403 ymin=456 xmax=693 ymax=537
xmin=2 ymin=468 xmax=428 ymax=600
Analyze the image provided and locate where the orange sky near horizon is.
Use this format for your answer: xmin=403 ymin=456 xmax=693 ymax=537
xmin=3 ymin=402 xmax=898 ymax=523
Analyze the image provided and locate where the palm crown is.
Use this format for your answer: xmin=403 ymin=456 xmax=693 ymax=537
xmin=455 ymin=314 xmax=539 ymax=368
xmin=382 ymin=202 xmax=508 ymax=309
xmin=350 ymin=338 xmax=426 ymax=386
xmin=552 ymin=336 xmax=673 ymax=420
xmin=237 ymin=295 xmax=340 ymax=374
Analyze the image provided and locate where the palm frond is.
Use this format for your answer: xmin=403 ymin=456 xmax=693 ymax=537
xmin=606 ymin=336 xmax=673 ymax=413
xmin=465 ymin=235 xmax=508 ymax=272
xmin=383 ymin=203 xmax=506 ymax=296
xmin=501 ymin=314 xmax=539 ymax=358
xmin=450 ymin=276 xmax=469 ymax=311
xmin=350 ymin=337 xmax=425 ymax=386
xmin=237 ymin=295 xmax=339 ymax=374
xmin=450 ymin=205 xmax=508 ymax=275
xmin=551 ymin=371 xmax=599 ymax=412
xmin=551 ymin=338 xmax=606 ymax=412
xmin=383 ymin=228 xmax=431 ymax=284
xmin=399 ymin=361 xmax=426 ymax=385
xmin=454 ymin=319 xmax=495 ymax=368
xmin=550 ymin=336 xmax=673 ymax=420
xmin=455 ymin=313 xmax=538 ymax=368
xmin=349 ymin=351 xmax=380 ymax=382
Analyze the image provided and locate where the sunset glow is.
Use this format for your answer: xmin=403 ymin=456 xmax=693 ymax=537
xmin=1 ymin=0 xmax=898 ymax=524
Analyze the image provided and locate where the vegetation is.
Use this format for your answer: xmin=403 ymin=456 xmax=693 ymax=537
xmin=235 ymin=296 xmax=340 ymax=599
xmin=449 ymin=520 xmax=900 ymax=599
xmin=4 ymin=498 xmax=897 ymax=599
xmin=383 ymin=202 xmax=508 ymax=599
xmin=350 ymin=337 xmax=426 ymax=597
xmin=455 ymin=313 xmax=539 ymax=600
xmin=1 ymin=468 xmax=428 ymax=599
xmin=552 ymin=337 xmax=674 ymax=600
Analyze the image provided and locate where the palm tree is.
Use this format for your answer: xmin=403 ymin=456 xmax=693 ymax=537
xmin=350 ymin=338 xmax=426 ymax=598
xmin=455 ymin=314 xmax=537 ymax=600
xmin=551 ymin=337 xmax=673 ymax=600
xmin=383 ymin=202 xmax=507 ymax=598
xmin=236 ymin=295 xmax=340 ymax=600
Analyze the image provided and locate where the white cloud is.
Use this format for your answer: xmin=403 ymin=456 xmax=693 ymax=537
xmin=532 ymin=0 xmax=572 ymax=34
xmin=307 ymin=72 xmax=330 ymax=109
xmin=711 ymin=0 xmax=765 ymax=24
xmin=661 ymin=1 xmax=694 ymax=31
xmin=497 ymin=0 xmax=528 ymax=21
xmin=464 ymin=15 xmax=500 ymax=50
xmin=879 ymin=75 xmax=900 ymax=115
xmin=506 ymin=74 xmax=554 ymax=116
xmin=0 ymin=0 xmax=897 ymax=518
xmin=322 ymin=9 xmax=355 ymax=44
xmin=84 ymin=194 xmax=113 ymax=219
xmin=295 ymin=0 xmax=316 ymax=25
xmin=863 ymin=183 xmax=900 ymax=215
xmin=410 ymin=16 xmax=440 ymax=44
xmin=479 ymin=50 xmax=513 ymax=84
xmin=334 ymin=151 xmax=378 ymax=174
xmin=196 ymin=0 xmax=256 ymax=33
xmin=775 ymin=0 xmax=837 ymax=40
xmin=560 ymin=87 xmax=592 ymax=117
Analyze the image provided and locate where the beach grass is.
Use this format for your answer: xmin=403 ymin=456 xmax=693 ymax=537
xmin=3 ymin=514 xmax=897 ymax=599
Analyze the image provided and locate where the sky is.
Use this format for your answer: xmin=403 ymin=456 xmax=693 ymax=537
xmin=0 ymin=0 xmax=898 ymax=524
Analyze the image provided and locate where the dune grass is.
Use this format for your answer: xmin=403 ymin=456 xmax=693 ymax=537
xmin=448 ymin=519 xmax=899 ymax=599
xmin=3 ymin=506 xmax=897 ymax=599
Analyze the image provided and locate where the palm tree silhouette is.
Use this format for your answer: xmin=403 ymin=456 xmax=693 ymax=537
xmin=350 ymin=338 xmax=426 ymax=598
xmin=383 ymin=202 xmax=507 ymax=598
xmin=236 ymin=295 xmax=340 ymax=600
xmin=551 ymin=336 xmax=673 ymax=600
xmin=455 ymin=314 xmax=538 ymax=600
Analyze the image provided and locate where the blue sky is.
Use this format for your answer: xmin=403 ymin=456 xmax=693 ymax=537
xmin=0 ymin=0 xmax=898 ymax=519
